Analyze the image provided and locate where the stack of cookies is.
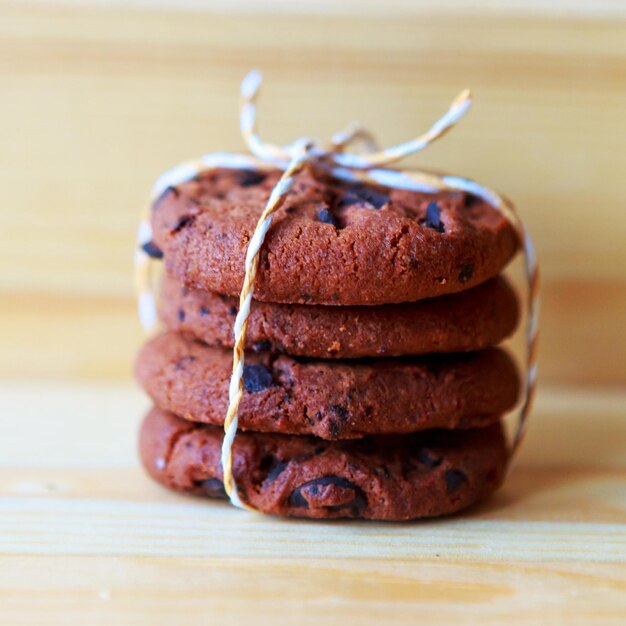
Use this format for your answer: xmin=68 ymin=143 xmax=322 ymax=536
xmin=136 ymin=167 xmax=521 ymax=521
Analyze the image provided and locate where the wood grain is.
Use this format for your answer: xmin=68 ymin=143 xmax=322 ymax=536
xmin=0 ymin=2 xmax=625 ymax=384
xmin=0 ymin=382 xmax=625 ymax=625
xmin=1 ymin=3 xmax=625 ymax=624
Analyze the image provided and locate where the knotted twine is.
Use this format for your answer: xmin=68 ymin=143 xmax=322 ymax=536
xmin=135 ymin=71 xmax=539 ymax=511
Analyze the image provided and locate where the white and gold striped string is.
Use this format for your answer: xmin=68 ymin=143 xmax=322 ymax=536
xmin=135 ymin=70 xmax=539 ymax=510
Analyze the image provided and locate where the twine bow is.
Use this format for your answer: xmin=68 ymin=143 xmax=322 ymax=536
xmin=135 ymin=71 xmax=539 ymax=512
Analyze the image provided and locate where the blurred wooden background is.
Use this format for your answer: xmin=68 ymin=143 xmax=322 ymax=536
xmin=1 ymin=0 xmax=625 ymax=387
xmin=1 ymin=3 xmax=625 ymax=625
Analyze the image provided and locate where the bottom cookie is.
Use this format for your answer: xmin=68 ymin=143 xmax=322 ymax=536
xmin=140 ymin=407 xmax=509 ymax=521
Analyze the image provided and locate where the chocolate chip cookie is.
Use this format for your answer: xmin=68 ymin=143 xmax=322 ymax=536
xmin=140 ymin=407 xmax=508 ymax=520
xmin=135 ymin=332 xmax=520 ymax=440
xmin=150 ymin=168 xmax=520 ymax=305
xmin=160 ymin=274 xmax=519 ymax=358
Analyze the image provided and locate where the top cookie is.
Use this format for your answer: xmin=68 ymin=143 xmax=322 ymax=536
xmin=151 ymin=168 xmax=520 ymax=305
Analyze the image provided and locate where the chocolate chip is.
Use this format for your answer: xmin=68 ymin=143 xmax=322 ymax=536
xmin=237 ymin=170 xmax=267 ymax=187
xmin=464 ymin=193 xmax=481 ymax=208
xmin=141 ymin=240 xmax=164 ymax=259
xmin=330 ymin=404 xmax=348 ymax=420
xmin=195 ymin=478 xmax=226 ymax=498
xmin=243 ymin=363 xmax=274 ymax=392
xmin=199 ymin=306 xmax=210 ymax=317
xmin=259 ymin=454 xmax=277 ymax=473
xmin=288 ymin=476 xmax=366 ymax=512
xmin=339 ymin=184 xmax=388 ymax=210
xmin=177 ymin=309 xmax=185 ymax=322
xmin=424 ymin=201 xmax=445 ymax=233
xmin=416 ymin=448 xmax=442 ymax=468
xmin=328 ymin=419 xmax=341 ymax=439
xmin=171 ymin=215 xmax=196 ymax=234
xmin=264 ymin=461 xmax=289 ymax=483
xmin=252 ymin=340 xmax=272 ymax=352
xmin=228 ymin=306 xmax=237 ymax=316
xmin=445 ymin=469 xmax=468 ymax=493
xmin=317 ymin=207 xmax=337 ymax=226
xmin=458 ymin=263 xmax=474 ymax=283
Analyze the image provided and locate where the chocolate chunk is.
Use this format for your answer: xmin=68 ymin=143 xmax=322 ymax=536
xmin=288 ymin=476 xmax=366 ymax=512
xmin=264 ymin=461 xmax=289 ymax=483
xmin=252 ymin=340 xmax=272 ymax=353
xmin=445 ymin=469 xmax=468 ymax=493
xmin=464 ymin=194 xmax=481 ymax=208
xmin=228 ymin=306 xmax=237 ymax=316
xmin=317 ymin=207 xmax=337 ymax=226
xmin=339 ymin=184 xmax=389 ymax=210
xmin=424 ymin=201 xmax=445 ymax=233
xmin=171 ymin=215 xmax=196 ymax=234
xmin=327 ymin=419 xmax=341 ymax=439
xmin=177 ymin=309 xmax=185 ymax=322
xmin=199 ymin=306 xmax=210 ymax=317
xmin=195 ymin=477 xmax=226 ymax=498
xmin=259 ymin=454 xmax=277 ymax=473
xmin=416 ymin=448 xmax=442 ymax=468
xmin=237 ymin=170 xmax=267 ymax=187
xmin=330 ymin=404 xmax=349 ymax=420
xmin=458 ymin=263 xmax=474 ymax=283
xmin=141 ymin=240 xmax=164 ymax=259
xmin=243 ymin=363 xmax=275 ymax=392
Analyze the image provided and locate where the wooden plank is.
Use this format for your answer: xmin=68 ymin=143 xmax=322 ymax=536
xmin=0 ymin=5 xmax=626 ymax=294
xmin=1 ymin=3 xmax=625 ymax=385
xmin=17 ymin=0 xmax=626 ymax=18
xmin=1 ymin=3 xmax=625 ymax=623
xmin=1 ymin=382 xmax=625 ymax=533
xmin=0 ymin=382 xmax=625 ymax=624
xmin=0 ymin=556 xmax=623 ymax=626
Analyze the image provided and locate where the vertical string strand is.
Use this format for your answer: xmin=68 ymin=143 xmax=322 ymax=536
xmin=134 ymin=203 xmax=159 ymax=333
xmin=221 ymin=141 xmax=314 ymax=508
xmin=511 ymin=228 xmax=540 ymax=456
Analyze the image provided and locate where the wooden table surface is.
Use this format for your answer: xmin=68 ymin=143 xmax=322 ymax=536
xmin=1 ymin=1 xmax=625 ymax=624
xmin=1 ymin=382 xmax=625 ymax=624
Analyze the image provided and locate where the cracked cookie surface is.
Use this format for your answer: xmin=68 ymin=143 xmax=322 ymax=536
xmin=135 ymin=332 xmax=520 ymax=440
xmin=150 ymin=168 xmax=520 ymax=305
xmin=139 ymin=407 xmax=509 ymax=520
